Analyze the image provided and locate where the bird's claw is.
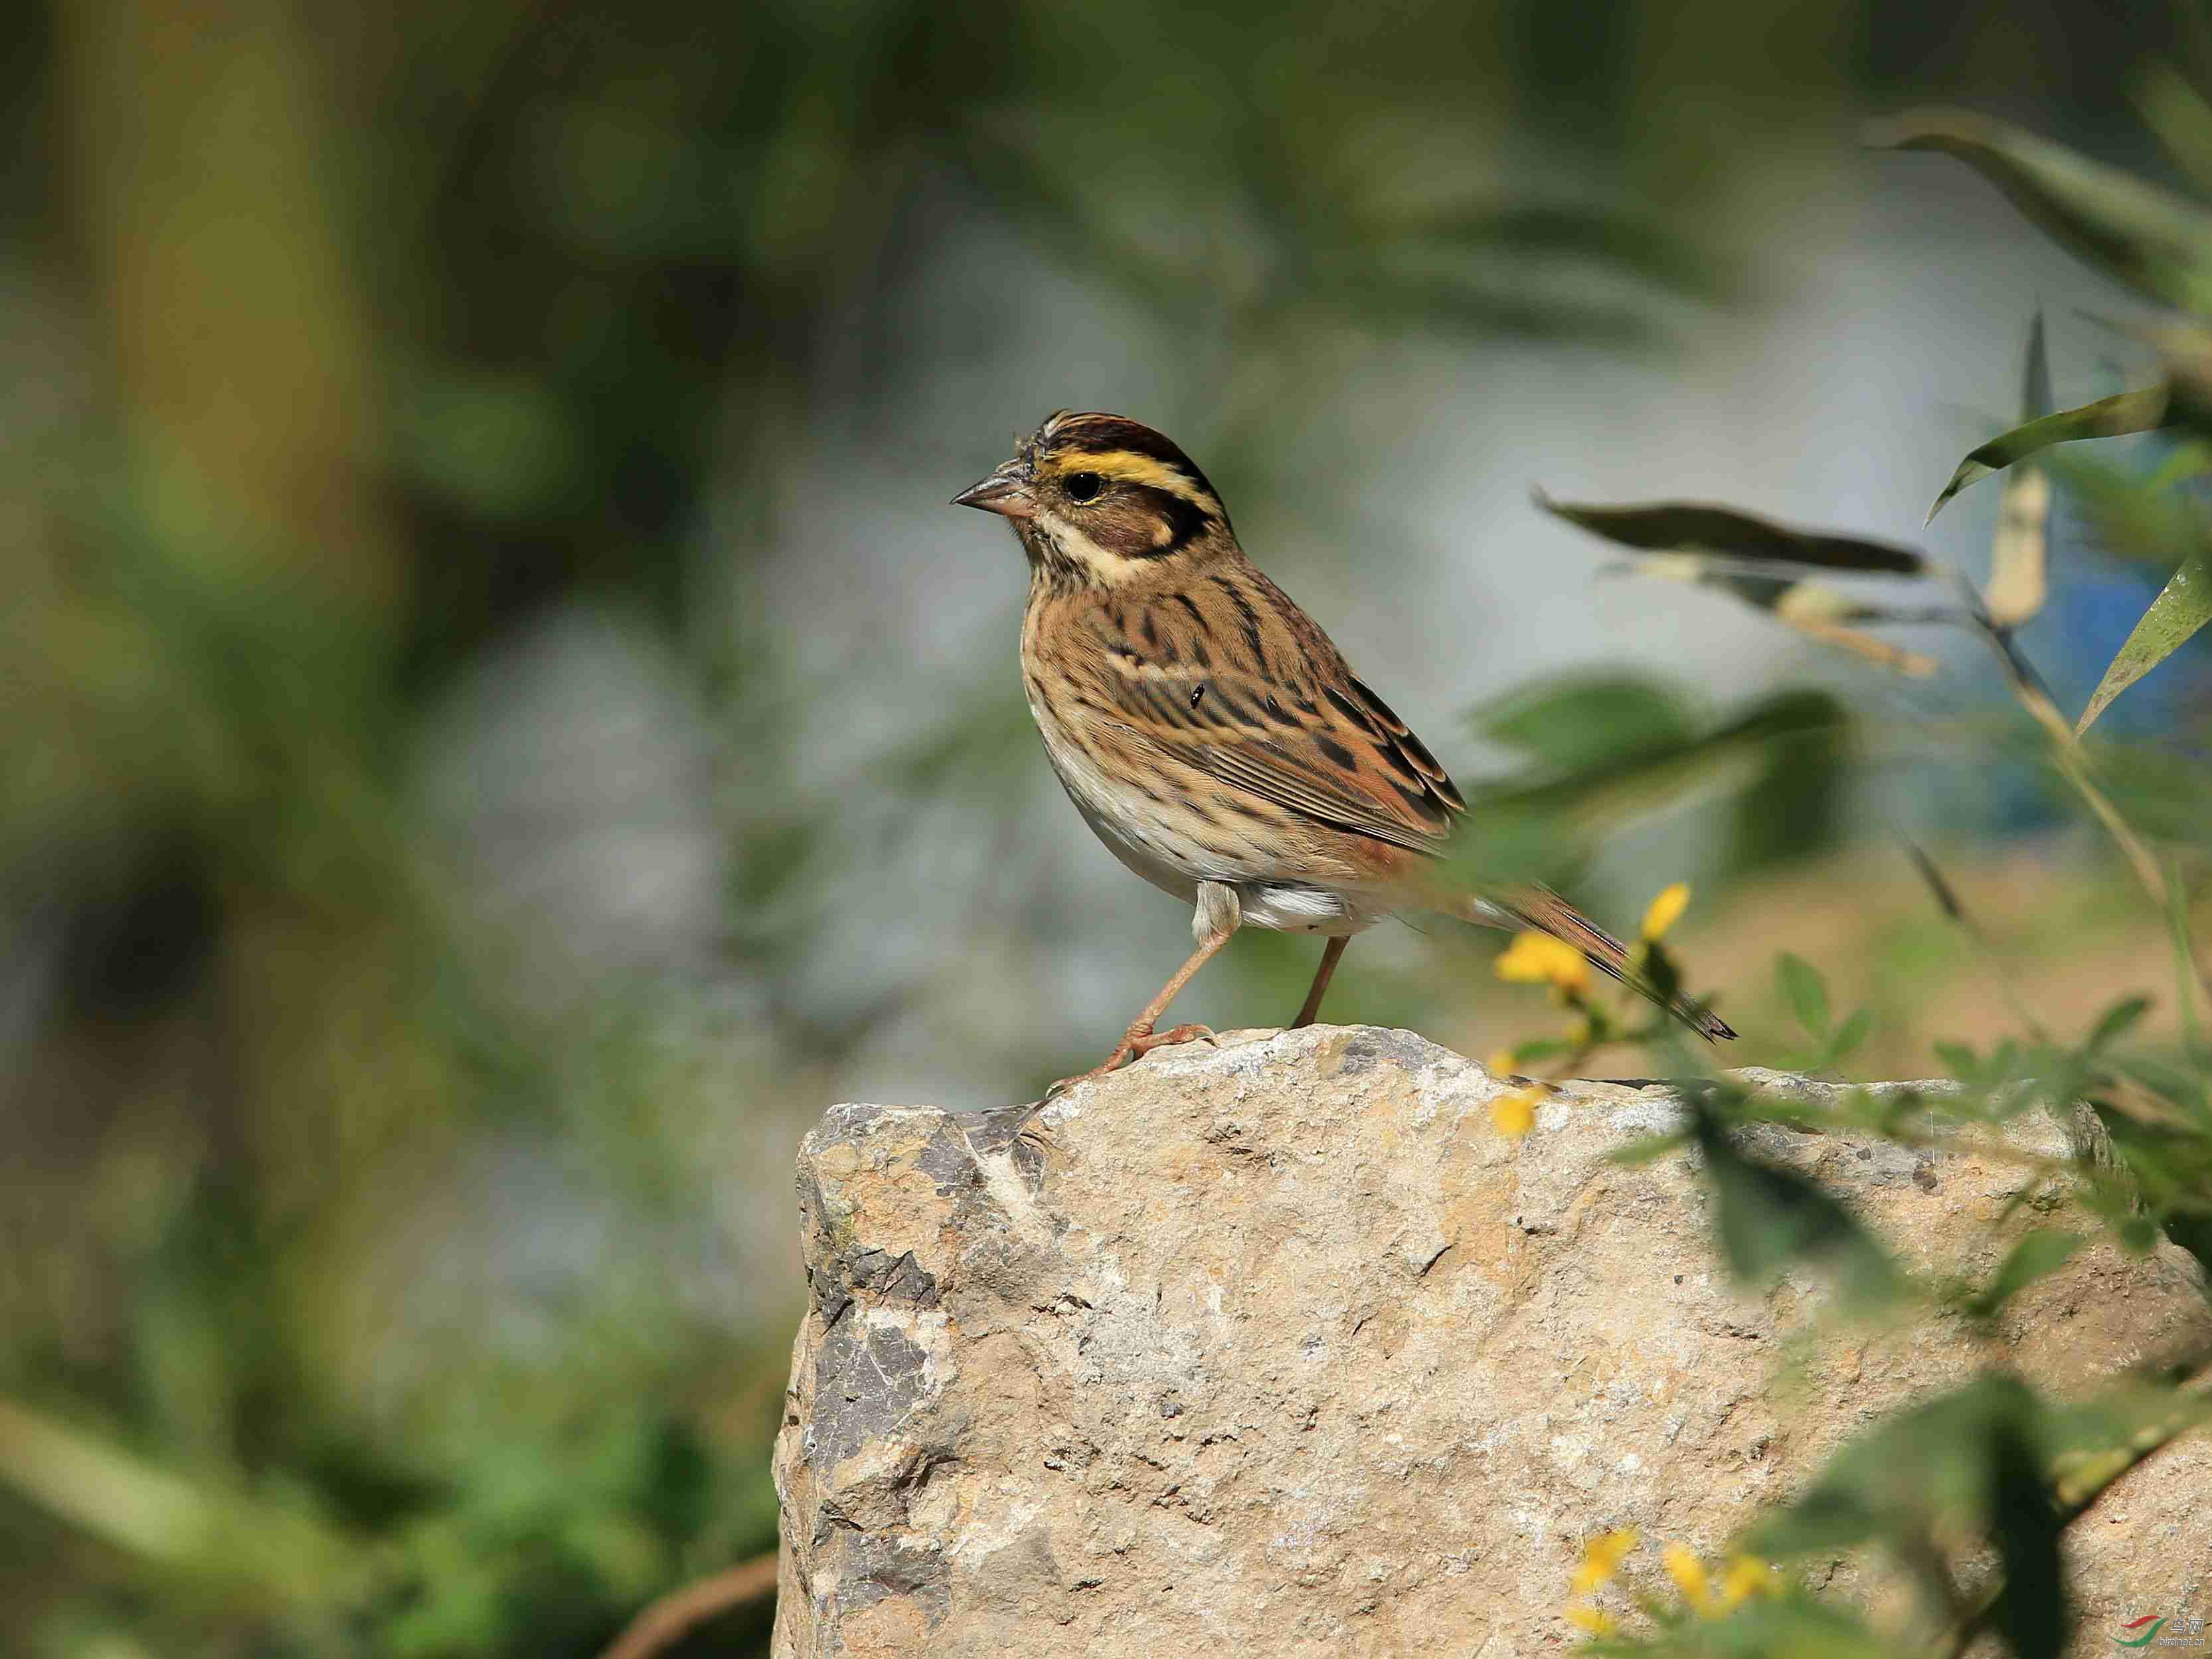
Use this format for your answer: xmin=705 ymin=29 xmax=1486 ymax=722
xmin=1044 ymin=1022 xmax=1219 ymax=1101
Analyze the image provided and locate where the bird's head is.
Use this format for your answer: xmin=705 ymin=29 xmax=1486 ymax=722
xmin=954 ymin=411 xmax=1233 ymax=586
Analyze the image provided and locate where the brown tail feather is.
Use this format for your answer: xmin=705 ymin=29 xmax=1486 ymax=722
xmin=1473 ymin=885 xmax=1736 ymax=1043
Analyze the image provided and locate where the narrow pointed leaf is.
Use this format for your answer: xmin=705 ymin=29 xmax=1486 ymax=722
xmin=1871 ymin=108 xmax=2212 ymax=312
xmin=1965 ymin=1229 xmax=2085 ymax=1317
xmin=1778 ymin=952 xmax=1831 ymax=1037
xmin=2137 ymin=62 xmax=2212 ymax=199
xmin=1826 ymin=1006 xmax=1875 ymax=1065
xmin=1926 ymin=388 xmax=2173 ymax=521
xmin=1688 ymin=1096 xmax=1899 ymax=1309
xmin=2085 ymin=994 xmax=2152 ymax=1051
xmin=1609 ymin=557 xmax=1944 ymax=674
xmin=2076 ymin=543 xmax=2212 ymax=733
xmin=2019 ymin=309 xmax=2053 ymax=424
xmin=1538 ymin=492 xmax=1925 ymax=574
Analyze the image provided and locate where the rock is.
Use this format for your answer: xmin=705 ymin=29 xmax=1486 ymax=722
xmin=770 ymin=1026 xmax=2211 ymax=1659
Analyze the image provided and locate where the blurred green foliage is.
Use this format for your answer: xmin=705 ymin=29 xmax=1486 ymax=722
xmin=1524 ymin=80 xmax=2212 ymax=1659
xmin=2 ymin=1 xmax=2209 ymax=1657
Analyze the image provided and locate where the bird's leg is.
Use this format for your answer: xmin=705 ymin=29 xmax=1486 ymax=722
xmin=1290 ymin=934 xmax=1349 ymax=1029
xmin=1051 ymin=885 xmax=1238 ymax=1094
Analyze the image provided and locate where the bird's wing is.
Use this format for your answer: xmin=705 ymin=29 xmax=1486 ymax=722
xmin=1094 ymin=564 xmax=1466 ymax=855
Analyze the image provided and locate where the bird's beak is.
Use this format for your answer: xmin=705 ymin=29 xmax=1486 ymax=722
xmin=952 ymin=460 xmax=1037 ymax=521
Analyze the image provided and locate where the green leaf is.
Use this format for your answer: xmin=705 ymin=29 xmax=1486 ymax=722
xmin=1934 ymin=1040 xmax=1980 ymax=1081
xmin=1824 ymin=1006 xmax=1874 ymax=1066
xmin=2084 ymin=995 xmax=2152 ymax=1053
xmin=1473 ymin=672 xmax=1695 ymax=772
xmin=1926 ymin=388 xmax=2173 ymax=522
xmin=1689 ymin=1096 xmax=1900 ymax=1308
xmin=1746 ymin=1373 xmax=2037 ymax=1559
xmin=1690 ymin=1595 xmax=1899 ymax=1658
xmin=1537 ymin=493 xmax=1926 ymax=574
xmin=1870 ymin=108 xmax=2212 ymax=313
xmin=1456 ymin=688 xmax=1852 ymax=869
xmin=2076 ymin=543 xmax=2212 ymax=733
xmin=1777 ymin=953 xmax=1831 ymax=1037
xmin=1966 ymin=1230 xmax=2086 ymax=1318
xmin=2138 ymin=60 xmax=2212 ymax=199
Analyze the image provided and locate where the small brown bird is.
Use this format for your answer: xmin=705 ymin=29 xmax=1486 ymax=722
xmin=954 ymin=411 xmax=1733 ymax=1086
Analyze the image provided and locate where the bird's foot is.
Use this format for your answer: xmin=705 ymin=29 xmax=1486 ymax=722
xmin=1130 ymin=1021 xmax=1217 ymax=1058
xmin=1045 ymin=1023 xmax=1219 ymax=1100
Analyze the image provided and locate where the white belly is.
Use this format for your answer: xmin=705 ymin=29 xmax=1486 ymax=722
xmin=1033 ymin=703 xmax=1385 ymax=938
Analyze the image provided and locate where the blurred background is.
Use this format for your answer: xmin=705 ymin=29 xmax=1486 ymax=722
xmin=5 ymin=1 xmax=2209 ymax=1654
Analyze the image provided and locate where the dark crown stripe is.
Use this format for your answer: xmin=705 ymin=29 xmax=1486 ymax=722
xmin=1049 ymin=412 xmax=1225 ymax=507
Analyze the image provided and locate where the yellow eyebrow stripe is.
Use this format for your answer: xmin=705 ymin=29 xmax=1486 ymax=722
xmin=1051 ymin=448 xmax=1213 ymax=502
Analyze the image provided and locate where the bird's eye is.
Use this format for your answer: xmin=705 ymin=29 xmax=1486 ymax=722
xmin=1064 ymin=472 xmax=1104 ymax=503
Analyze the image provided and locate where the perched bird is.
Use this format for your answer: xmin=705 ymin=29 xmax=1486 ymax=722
xmin=954 ymin=411 xmax=1733 ymax=1087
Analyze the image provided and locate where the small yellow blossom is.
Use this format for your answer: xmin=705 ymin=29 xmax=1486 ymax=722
xmin=1640 ymin=881 xmax=1691 ymax=942
xmin=1564 ymin=1603 xmax=1617 ymax=1635
xmin=1487 ymin=1048 xmax=1518 ymax=1076
xmin=1662 ymin=1543 xmax=1711 ymax=1613
xmin=1717 ymin=1553 xmax=1774 ymax=1610
xmin=1490 ymin=1087 xmax=1539 ymax=1140
xmin=1495 ymin=931 xmax=1590 ymax=994
xmin=1568 ymin=1528 xmax=1638 ymax=1595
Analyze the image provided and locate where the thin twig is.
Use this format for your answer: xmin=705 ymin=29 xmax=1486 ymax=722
xmin=2169 ymin=852 xmax=2209 ymax=1057
xmin=1899 ymin=836 xmax=2053 ymax=1043
xmin=598 ymin=1553 xmax=780 ymax=1659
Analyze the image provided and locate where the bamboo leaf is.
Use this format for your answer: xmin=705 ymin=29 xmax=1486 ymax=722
xmin=1608 ymin=558 xmax=1944 ymax=674
xmin=1927 ymin=389 xmax=2173 ymax=522
xmin=2076 ymin=543 xmax=2212 ymax=733
xmin=1870 ymin=108 xmax=2212 ymax=313
xmin=1537 ymin=493 xmax=1925 ymax=574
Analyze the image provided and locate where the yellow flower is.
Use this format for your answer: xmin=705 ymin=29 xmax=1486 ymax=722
xmin=1564 ymin=1603 xmax=1616 ymax=1635
xmin=1568 ymin=1528 xmax=1638 ymax=1594
xmin=1486 ymin=1047 xmax=1518 ymax=1076
xmin=1662 ymin=1543 xmax=1711 ymax=1613
xmin=1495 ymin=931 xmax=1590 ymax=994
xmin=1640 ymin=881 xmax=1691 ymax=942
xmin=1490 ymin=1087 xmax=1539 ymax=1140
xmin=1717 ymin=1553 xmax=1774 ymax=1610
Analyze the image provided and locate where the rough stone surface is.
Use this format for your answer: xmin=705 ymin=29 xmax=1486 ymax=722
xmin=771 ymin=1026 xmax=2212 ymax=1658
